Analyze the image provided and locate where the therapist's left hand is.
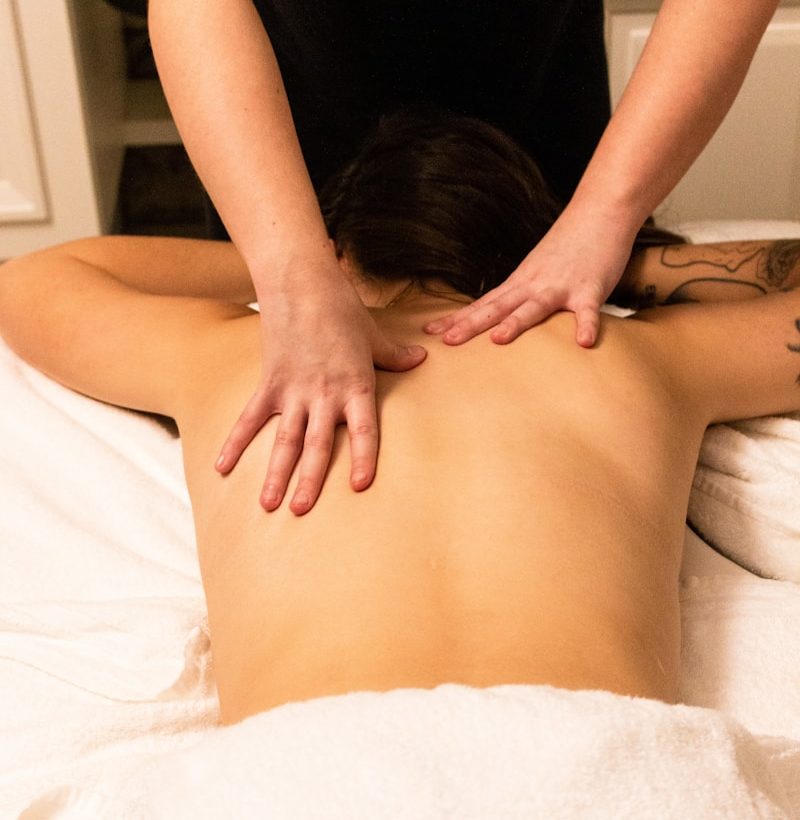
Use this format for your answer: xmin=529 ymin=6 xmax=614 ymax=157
xmin=424 ymin=204 xmax=637 ymax=348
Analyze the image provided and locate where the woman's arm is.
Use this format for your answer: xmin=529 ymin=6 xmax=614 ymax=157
xmin=428 ymin=0 xmax=780 ymax=347
xmin=148 ymin=0 xmax=425 ymax=515
xmin=147 ymin=0 xmax=331 ymax=281
xmin=0 ymin=237 xmax=252 ymax=417
xmin=573 ymin=0 xmax=779 ymax=234
xmin=643 ymin=285 xmax=800 ymax=425
xmin=614 ymin=240 xmax=800 ymax=308
xmin=37 ymin=235 xmax=256 ymax=302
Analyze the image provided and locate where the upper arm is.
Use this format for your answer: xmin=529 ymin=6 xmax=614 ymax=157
xmin=639 ymin=289 xmax=800 ymax=425
xmin=0 ymin=242 xmax=256 ymax=418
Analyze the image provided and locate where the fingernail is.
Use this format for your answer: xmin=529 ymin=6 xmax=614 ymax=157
xmin=425 ymin=322 xmax=442 ymax=334
xmin=408 ymin=345 xmax=426 ymax=358
xmin=215 ymin=454 xmax=226 ymax=470
xmin=353 ymin=472 xmax=367 ymax=487
xmin=293 ymin=493 xmax=309 ymax=509
xmin=262 ymin=488 xmax=279 ymax=508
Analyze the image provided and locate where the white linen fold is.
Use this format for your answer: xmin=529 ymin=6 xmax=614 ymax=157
xmin=27 ymin=684 xmax=800 ymax=820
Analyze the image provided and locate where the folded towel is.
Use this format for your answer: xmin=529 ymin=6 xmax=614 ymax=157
xmin=27 ymin=683 xmax=800 ymax=819
xmin=689 ymin=415 xmax=800 ymax=582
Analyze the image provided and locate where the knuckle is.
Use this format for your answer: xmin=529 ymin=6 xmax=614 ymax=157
xmin=274 ymin=429 xmax=302 ymax=448
xmin=350 ymin=456 xmax=372 ymax=472
xmin=317 ymin=381 xmax=338 ymax=400
xmin=573 ymin=297 xmax=600 ymax=316
xmin=238 ymin=407 xmax=261 ymax=426
xmin=527 ymin=290 xmax=550 ymax=308
xmin=535 ymin=286 xmax=561 ymax=304
xmin=305 ymin=432 xmax=333 ymax=450
xmin=293 ymin=478 xmax=319 ymax=499
xmin=350 ymin=422 xmax=377 ymax=439
xmin=240 ymin=400 xmax=273 ymax=425
xmin=347 ymin=380 xmax=373 ymax=397
xmin=468 ymin=311 xmax=493 ymax=330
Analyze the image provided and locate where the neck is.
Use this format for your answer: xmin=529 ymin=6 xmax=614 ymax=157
xmin=354 ymin=277 xmax=471 ymax=311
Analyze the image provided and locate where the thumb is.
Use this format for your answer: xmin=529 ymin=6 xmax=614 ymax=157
xmin=372 ymin=338 xmax=428 ymax=372
xmin=575 ymin=303 xmax=601 ymax=348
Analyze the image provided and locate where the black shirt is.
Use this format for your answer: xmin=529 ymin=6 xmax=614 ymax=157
xmin=206 ymin=1 xmax=610 ymax=237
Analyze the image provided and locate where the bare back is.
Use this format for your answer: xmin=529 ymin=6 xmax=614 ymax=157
xmin=4 ymin=237 xmax=798 ymax=727
xmin=177 ymin=301 xmax=705 ymax=724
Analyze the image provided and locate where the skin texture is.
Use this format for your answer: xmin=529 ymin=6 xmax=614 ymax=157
xmin=148 ymin=0 xmax=779 ymax=515
xmin=1 ymin=237 xmax=799 ymax=725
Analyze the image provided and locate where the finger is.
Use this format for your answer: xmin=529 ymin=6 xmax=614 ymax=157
xmin=216 ymin=389 xmax=276 ymax=474
xmin=441 ymin=289 xmax=526 ymax=345
xmin=488 ymin=290 xmax=562 ymax=344
xmin=423 ymin=288 xmax=500 ymax=335
xmin=575 ymin=304 xmax=601 ymax=348
xmin=260 ymin=405 xmax=308 ymax=511
xmin=424 ymin=307 xmax=469 ymax=335
xmin=344 ymin=393 xmax=379 ymax=492
xmin=289 ymin=405 xmax=338 ymax=516
xmin=373 ymin=341 xmax=427 ymax=372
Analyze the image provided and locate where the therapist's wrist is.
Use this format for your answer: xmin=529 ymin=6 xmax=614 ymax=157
xmin=566 ymin=182 xmax=650 ymax=238
xmin=249 ymin=236 xmax=342 ymax=302
xmin=568 ymin=165 xmax=660 ymax=239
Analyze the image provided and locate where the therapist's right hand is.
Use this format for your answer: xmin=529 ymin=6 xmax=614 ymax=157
xmin=215 ymin=272 xmax=427 ymax=515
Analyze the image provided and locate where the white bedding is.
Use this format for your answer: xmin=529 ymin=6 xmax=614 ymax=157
xmin=2 ymin=221 xmax=800 ymax=818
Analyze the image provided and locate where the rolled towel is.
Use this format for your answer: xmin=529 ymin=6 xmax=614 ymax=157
xmin=689 ymin=414 xmax=800 ymax=581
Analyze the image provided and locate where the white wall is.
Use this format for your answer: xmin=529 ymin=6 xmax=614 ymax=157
xmin=607 ymin=3 xmax=800 ymax=222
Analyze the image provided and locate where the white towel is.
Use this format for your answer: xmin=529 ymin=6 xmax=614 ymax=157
xmin=26 ymin=683 xmax=800 ymax=819
xmin=0 ymin=342 xmax=199 ymax=604
xmin=0 ymin=343 xmax=218 ymax=817
xmin=688 ymin=415 xmax=800 ymax=582
xmin=680 ymin=565 xmax=800 ymax=740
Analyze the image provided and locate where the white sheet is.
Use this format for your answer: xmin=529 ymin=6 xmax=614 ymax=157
xmin=2 ymin=220 xmax=800 ymax=818
xmin=26 ymin=685 xmax=800 ymax=819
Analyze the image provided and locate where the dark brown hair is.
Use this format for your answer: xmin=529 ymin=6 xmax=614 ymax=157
xmin=320 ymin=105 xmax=681 ymax=301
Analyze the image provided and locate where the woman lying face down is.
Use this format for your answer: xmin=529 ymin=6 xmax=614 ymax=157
xmin=0 ymin=109 xmax=799 ymax=725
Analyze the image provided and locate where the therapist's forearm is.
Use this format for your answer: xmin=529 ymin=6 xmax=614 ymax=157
xmin=571 ymin=0 xmax=778 ymax=230
xmin=148 ymin=0 xmax=337 ymax=295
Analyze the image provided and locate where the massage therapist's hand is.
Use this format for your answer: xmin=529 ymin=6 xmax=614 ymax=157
xmin=425 ymin=204 xmax=638 ymax=348
xmin=215 ymin=272 xmax=427 ymax=515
